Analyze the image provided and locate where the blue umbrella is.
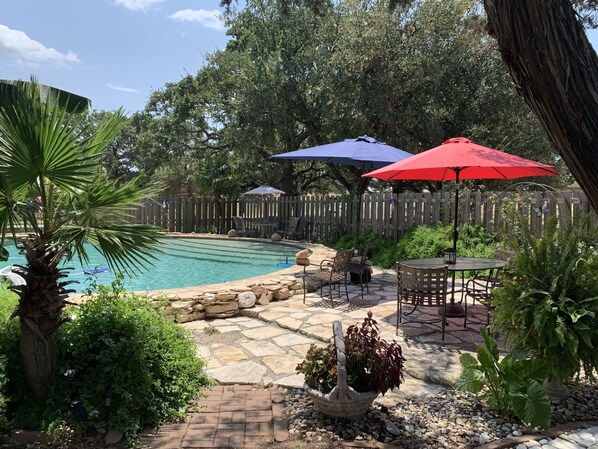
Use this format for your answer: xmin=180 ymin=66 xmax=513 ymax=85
xmin=271 ymin=135 xmax=412 ymax=169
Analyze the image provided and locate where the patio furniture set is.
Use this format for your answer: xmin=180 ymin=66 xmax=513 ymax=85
xmin=302 ymin=247 xmax=507 ymax=341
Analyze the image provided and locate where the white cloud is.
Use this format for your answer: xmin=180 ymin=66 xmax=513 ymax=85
xmin=0 ymin=24 xmax=80 ymax=69
xmin=106 ymin=83 xmax=139 ymax=93
xmin=113 ymin=0 xmax=167 ymax=12
xmin=169 ymin=9 xmax=224 ymax=30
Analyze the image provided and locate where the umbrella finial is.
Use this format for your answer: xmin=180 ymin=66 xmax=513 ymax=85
xmin=444 ymin=137 xmax=472 ymax=145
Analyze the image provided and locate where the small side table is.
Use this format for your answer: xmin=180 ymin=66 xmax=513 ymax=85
xmin=347 ymin=263 xmax=371 ymax=298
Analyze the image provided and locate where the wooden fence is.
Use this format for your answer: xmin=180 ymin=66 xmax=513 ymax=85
xmin=125 ymin=190 xmax=597 ymax=242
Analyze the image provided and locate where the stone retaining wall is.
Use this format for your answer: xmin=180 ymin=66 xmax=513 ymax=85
xmin=150 ymin=274 xmax=313 ymax=323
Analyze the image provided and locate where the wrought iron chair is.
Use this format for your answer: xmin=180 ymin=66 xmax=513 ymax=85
xmin=310 ymin=248 xmax=354 ymax=307
xmin=464 ymin=248 xmax=512 ymax=326
xmin=397 ymin=263 xmax=449 ymax=340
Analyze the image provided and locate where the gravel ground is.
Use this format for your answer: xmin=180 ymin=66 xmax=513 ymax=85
xmin=284 ymin=381 xmax=598 ymax=448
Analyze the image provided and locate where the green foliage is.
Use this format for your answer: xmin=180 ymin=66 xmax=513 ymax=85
xmin=455 ymin=328 xmax=551 ymax=428
xmin=52 ymin=279 xmax=211 ymax=442
xmin=297 ymin=313 xmax=405 ymax=394
xmin=0 ymin=285 xmax=19 ymax=433
xmin=491 ymin=215 xmax=598 ymax=383
xmin=396 ymin=223 xmax=498 ymax=261
xmin=333 ymin=224 xmax=498 ymax=269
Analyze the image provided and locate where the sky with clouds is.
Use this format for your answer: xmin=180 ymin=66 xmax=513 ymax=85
xmin=2 ymin=1 xmax=598 ymax=114
xmin=0 ymin=0 xmax=229 ymax=113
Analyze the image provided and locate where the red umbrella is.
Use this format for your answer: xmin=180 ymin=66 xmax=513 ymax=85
xmin=363 ymin=137 xmax=558 ymax=249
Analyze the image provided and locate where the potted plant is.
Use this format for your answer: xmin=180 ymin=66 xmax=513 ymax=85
xmin=296 ymin=312 xmax=405 ymax=419
xmin=491 ymin=215 xmax=598 ymax=399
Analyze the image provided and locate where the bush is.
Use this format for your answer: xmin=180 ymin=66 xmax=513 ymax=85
xmin=491 ymin=216 xmax=598 ymax=384
xmin=333 ymin=224 xmax=498 ymax=269
xmin=52 ymin=279 xmax=211 ymax=442
xmin=0 ymin=284 xmax=19 ymax=433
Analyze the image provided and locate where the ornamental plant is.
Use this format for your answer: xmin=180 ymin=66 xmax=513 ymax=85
xmin=491 ymin=215 xmax=598 ymax=385
xmin=456 ymin=328 xmax=551 ymax=429
xmin=296 ymin=313 xmax=405 ymax=394
xmin=51 ymin=278 xmax=211 ymax=443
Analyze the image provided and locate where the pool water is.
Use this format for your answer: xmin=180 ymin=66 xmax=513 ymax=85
xmin=1 ymin=238 xmax=299 ymax=292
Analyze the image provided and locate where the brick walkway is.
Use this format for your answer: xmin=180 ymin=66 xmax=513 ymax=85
xmin=141 ymin=385 xmax=288 ymax=449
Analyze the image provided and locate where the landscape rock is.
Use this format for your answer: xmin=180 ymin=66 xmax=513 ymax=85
xmin=205 ymin=301 xmax=239 ymax=317
xmin=227 ymin=229 xmax=237 ymax=237
xmin=257 ymin=292 xmax=272 ymax=305
xmin=270 ymin=232 xmax=282 ymax=241
xmin=237 ymin=291 xmax=256 ymax=308
xmin=272 ymin=287 xmax=290 ymax=300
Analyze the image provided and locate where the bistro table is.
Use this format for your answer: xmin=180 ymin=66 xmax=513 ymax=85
xmin=399 ymin=257 xmax=506 ymax=317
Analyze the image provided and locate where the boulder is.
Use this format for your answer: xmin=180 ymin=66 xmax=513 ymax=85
xmin=251 ymin=285 xmax=266 ymax=297
xmin=237 ymin=291 xmax=257 ymax=309
xmin=270 ymin=232 xmax=282 ymax=242
xmin=295 ymin=249 xmax=310 ymax=258
xmin=272 ymin=287 xmax=290 ymax=301
xmin=227 ymin=229 xmax=237 ymax=237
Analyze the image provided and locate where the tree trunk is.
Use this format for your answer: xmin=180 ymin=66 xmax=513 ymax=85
xmin=484 ymin=0 xmax=598 ymax=212
xmin=20 ymin=320 xmax=56 ymax=399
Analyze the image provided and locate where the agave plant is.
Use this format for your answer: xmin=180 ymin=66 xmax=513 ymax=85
xmin=0 ymin=79 xmax=162 ymax=398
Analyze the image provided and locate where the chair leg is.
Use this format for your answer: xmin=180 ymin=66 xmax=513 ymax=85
xmin=463 ymin=291 xmax=468 ymax=328
xmin=441 ymin=301 xmax=446 ymax=341
xmin=396 ymin=297 xmax=401 ymax=335
xmin=344 ymin=274 xmax=349 ymax=302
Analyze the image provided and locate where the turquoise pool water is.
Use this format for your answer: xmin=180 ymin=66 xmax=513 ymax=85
xmin=1 ymin=238 xmax=299 ymax=292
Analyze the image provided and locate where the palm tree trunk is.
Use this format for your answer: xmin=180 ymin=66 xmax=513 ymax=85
xmin=20 ymin=320 xmax=56 ymax=399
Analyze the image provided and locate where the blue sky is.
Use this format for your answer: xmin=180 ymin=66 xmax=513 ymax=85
xmin=1 ymin=0 xmax=229 ymax=113
xmin=2 ymin=1 xmax=598 ymax=115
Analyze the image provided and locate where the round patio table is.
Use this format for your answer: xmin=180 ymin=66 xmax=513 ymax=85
xmin=398 ymin=257 xmax=506 ymax=317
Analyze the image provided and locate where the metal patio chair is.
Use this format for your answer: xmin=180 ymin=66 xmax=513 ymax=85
xmin=397 ymin=262 xmax=449 ymax=340
xmin=310 ymin=248 xmax=354 ymax=307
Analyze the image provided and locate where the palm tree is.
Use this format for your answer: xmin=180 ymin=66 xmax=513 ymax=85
xmin=0 ymin=80 xmax=162 ymax=398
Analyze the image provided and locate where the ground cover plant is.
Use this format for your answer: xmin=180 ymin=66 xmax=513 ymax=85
xmin=333 ymin=223 xmax=498 ymax=269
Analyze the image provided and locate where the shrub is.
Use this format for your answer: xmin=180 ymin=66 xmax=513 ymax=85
xmin=0 ymin=284 xmax=19 ymax=433
xmin=296 ymin=313 xmax=405 ymax=394
xmin=333 ymin=224 xmax=498 ymax=269
xmin=396 ymin=222 xmax=498 ymax=261
xmin=456 ymin=328 xmax=551 ymax=429
xmin=52 ymin=279 xmax=211 ymax=442
xmin=491 ymin=215 xmax=598 ymax=384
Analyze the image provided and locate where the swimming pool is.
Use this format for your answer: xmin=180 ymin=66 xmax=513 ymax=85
xmin=0 ymin=238 xmax=300 ymax=292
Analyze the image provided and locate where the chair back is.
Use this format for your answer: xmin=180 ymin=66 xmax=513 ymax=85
xmin=397 ymin=263 xmax=448 ymax=307
xmin=287 ymin=216 xmax=300 ymax=232
xmin=232 ymin=216 xmax=246 ymax=232
xmin=332 ymin=249 xmax=354 ymax=273
xmin=293 ymin=217 xmax=309 ymax=239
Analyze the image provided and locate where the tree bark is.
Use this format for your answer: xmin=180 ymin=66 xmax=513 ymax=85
xmin=484 ymin=0 xmax=598 ymax=212
xmin=20 ymin=320 xmax=56 ymax=399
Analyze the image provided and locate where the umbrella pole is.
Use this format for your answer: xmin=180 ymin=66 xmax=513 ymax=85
xmin=452 ymin=170 xmax=461 ymax=251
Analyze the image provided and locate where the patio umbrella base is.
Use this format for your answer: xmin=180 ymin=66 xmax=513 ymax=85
xmin=439 ymin=302 xmax=466 ymax=318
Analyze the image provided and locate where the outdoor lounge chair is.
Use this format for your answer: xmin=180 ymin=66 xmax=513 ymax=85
xmin=277 ymin=216 xmax=308 ymax=240
xmin=232 ymin=216 xmax=256 ymax=237
xmin=397 ymin=263 xmax=449 ymax=340
xmin=310 ymin=248 xmax=354 ymax=307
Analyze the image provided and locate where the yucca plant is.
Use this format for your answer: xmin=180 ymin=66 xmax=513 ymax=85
xmin=0 ymin=79 xmax=162 ymax=398
xmin=491 ymin=214 xmax=598 ymax=389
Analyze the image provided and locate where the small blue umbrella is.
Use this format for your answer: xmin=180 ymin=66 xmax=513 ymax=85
xmin=271 ymin=135 xmax=412 ymax=169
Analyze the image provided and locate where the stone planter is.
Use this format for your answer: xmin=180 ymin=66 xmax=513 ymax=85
xmin=303 ymin=321 xmax=379 ymax=420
